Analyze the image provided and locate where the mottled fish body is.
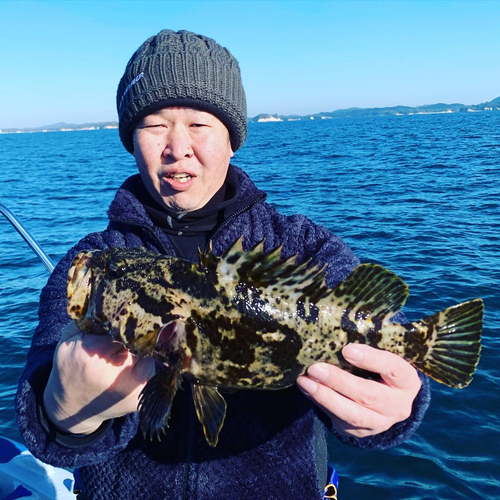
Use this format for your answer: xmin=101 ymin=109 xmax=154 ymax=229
xmin=67 ymin=239 xmax=483 ymax=446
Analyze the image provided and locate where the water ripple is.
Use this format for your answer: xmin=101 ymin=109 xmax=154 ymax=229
xmin=1 ymin=115 xmax=498 ymax=498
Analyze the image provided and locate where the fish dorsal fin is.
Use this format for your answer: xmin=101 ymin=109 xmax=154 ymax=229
xmin=216 ymin=237 xmax=331 ymax=304
xmin=198 ymin=241 xmax=221 ymax=269
xmin=332 ymin=264 xmax=409 ymax=319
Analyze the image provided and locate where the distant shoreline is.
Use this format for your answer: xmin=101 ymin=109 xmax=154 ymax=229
xmin=249 ymin=95 xmax=500 ymax=123
xmin=0 ymin=123 xmax=118 ymax=135
xmin=1 ymin=96 xmax=498 ymax=134
xmin=253 ymin=108 xmax=476 ymax=122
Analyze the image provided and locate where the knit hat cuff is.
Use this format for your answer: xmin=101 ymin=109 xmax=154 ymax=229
xmin=121 ymin=98 xmax=243 ymax=154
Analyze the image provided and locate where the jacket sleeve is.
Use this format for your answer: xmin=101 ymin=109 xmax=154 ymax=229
xmin=295 ymin=217 xmax=431 ymax=449
xmin=15 ymin=231 xmax=140 ymax=468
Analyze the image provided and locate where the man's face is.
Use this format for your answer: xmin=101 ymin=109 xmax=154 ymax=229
xmin=132 ymin=107 xmax=234 ymax=213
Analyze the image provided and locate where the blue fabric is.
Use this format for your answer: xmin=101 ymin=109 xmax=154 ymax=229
xmin=63 ymin=477 xmax=74 ymax=493
xmin=2 ymin=485 xmax=33 ymax=500
xmin=327 ymin=464 xmax=339 ymax=490
xmin=0 ymin=437 xmax=22 ymax=463
xmin=322 ymin=464 xmax=339 ymax=499
xmin=15 ymin=165 xmax=430 ymax=500
xmin=73 ymin=468 xmax=82 ymax=493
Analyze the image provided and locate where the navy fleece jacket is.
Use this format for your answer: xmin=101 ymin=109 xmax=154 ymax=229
xmin=16 ymin=166 xmax=430 ymax=500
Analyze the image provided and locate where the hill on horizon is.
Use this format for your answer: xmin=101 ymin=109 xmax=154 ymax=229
xmin=249 ymin=95 xmax=500 ymax=122
xmin=1 ymin=96 xmax=499 ymax=132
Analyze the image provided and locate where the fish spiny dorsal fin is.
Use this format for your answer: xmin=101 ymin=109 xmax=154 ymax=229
xmin=199 ymin=241 xmax=221 ymax=269
xmin=216 ymin=236 xmax=248 ymax=287
xmin=217 ymin=237 xmax=331 ymax=304
xmin=332 ymin=264 xmax=409 ymax=320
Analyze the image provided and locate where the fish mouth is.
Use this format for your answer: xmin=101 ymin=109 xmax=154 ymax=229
xmin=67 ymin=251 xmax=94 ymax=319
xmin=155 ymin=320 xmax=191 ymax=371
xmin=156 ymin=322 xmax=179 ymax=351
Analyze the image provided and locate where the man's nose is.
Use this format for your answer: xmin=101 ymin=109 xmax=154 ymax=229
xmin=162 ymin=125 xmax=193 ymax=160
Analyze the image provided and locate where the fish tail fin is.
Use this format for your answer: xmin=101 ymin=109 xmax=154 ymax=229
xmin=407 ymin=298 xmax=483 ymax=388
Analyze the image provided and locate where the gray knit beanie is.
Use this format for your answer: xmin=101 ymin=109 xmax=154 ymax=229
xmin=117 ymin=29 xmax=247 ymax=153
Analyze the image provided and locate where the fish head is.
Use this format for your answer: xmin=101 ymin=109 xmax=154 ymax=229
xmin=67 ymin=248 xmax=149 ymax=333
xmin=67 ymin=249 xmax=122 ymax=333
xmin=66 ymin=248 xmax=190 ymax=357
xmin=67 ymin=250 xmax=95 ymax=322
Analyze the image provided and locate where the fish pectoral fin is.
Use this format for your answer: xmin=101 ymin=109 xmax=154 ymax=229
xmin=191 ymin=383 xmax=227 ymax=448
xmin=408 ymin=298 xmax=483 ymax=388
xmin=138 ymin=364 xmax=181 ymax=441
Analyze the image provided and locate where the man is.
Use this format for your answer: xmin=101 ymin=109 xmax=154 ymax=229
xmin=16 ymin=30 xmax=429 ymax=499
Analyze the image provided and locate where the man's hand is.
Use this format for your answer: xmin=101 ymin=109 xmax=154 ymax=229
xmin=43 ymin=321 xmax=155 ymax=435
xmin=296 ymin=344 xmax=421 ymax=438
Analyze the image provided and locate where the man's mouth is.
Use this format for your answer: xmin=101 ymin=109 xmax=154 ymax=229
xmin=166 ymin=173 xmax=193 ymax=183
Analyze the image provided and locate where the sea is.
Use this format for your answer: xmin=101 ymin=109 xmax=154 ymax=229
xmin=0 ymin=112 xmax=498 ymax=500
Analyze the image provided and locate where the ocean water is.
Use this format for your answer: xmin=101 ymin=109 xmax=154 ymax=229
xmin=0 ymin=113 xmax=498 ymax=499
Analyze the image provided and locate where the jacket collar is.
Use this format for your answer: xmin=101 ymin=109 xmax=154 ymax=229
xmin=107 ymin=165 xmax=266 ymax=228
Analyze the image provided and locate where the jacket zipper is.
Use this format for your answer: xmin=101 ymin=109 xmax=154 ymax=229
xmin=109 ymin=192 xmax=266 ymax=498
xmin=181 ymin=404 xmax=196 ymax=500
xmin=179 ymin=194 xmax=266 ymax=499
xmin=203 ymin=193 xmax=267 ymax=253
xmin=111 ymin=192 xmax=266 ymax=257
xmin=109 ymin=217 xmax=177 ymax=256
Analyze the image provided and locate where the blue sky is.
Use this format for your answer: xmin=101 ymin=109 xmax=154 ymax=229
xmin=1 ymin=0 xmax=499 ymax=128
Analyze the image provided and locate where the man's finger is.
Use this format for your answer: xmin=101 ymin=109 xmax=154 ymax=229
xmin=297 ymin=374 xmax=391 ymax=435
xmin=306 ymin=362 xmax=394 ymax=415
xmin=342 ymin=344 xmax=421 ymax=390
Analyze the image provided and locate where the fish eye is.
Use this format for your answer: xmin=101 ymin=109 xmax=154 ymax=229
xmin=108 ymin=261 xmax=126 ymax=280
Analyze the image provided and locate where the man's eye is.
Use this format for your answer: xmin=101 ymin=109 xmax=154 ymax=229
xmin=191 ymin=123 xmax=208 ymax=128
xmin=138 ymin=123 xmax=166 ymax=129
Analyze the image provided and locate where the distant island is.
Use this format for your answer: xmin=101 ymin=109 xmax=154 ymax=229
xmin=1 ymin=96 xmax=499 ymax=134
xmin=249 ymin=96 xmax=500 ymax=122
xmin=0 ymin=121 xmax=118 ymax=134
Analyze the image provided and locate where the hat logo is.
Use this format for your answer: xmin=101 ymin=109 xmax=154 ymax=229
xmin=119 ymin=72 xmax=144 ymax=112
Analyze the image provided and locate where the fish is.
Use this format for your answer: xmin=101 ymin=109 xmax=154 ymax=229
xmin=66 ymin=238 xmax=483 ymax=447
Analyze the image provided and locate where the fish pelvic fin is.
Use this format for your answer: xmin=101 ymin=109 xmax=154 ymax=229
xmin=406 ymin=298 xmax=483 ymax=388
xmin=138 ymin=358 xmax=182 ymax=441
xmin=192 ymin=384 xmax=227 ymax=447
xmin=329 ymin=264 xmax=409 ymax=317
